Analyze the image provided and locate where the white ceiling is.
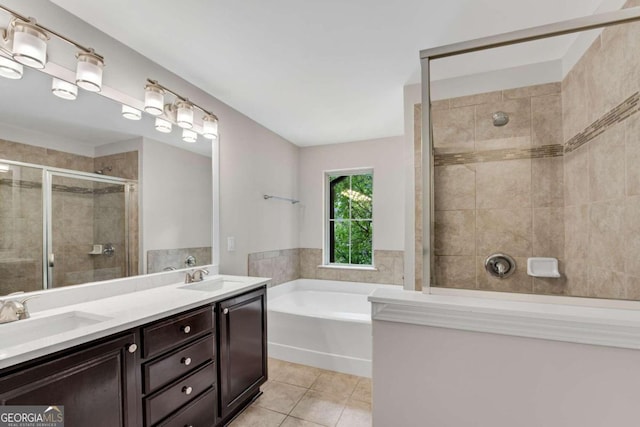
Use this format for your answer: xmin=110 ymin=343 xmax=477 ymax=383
xmin=51 ymin=0 xmax=617 ymax=146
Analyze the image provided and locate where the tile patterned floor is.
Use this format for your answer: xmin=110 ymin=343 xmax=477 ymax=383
xmin=229 ymin=358 xmax=372 ymax=427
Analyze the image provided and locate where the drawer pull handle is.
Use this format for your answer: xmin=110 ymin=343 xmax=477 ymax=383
xmin=223 ymin=308 xmax=229 ymax=315
xmin=182 ymin=325 xmax=191 ymax=334
xmin=127 ymin=344 xmax=138 ymax=353
xmin=182 ymin=386 xmax=193 ymax=395
xmin=181 ymin=357 xmax=192 ymax=366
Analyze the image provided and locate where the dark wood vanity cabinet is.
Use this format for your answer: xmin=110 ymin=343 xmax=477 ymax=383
xmin=140 ymin=306 xmax=217 ymax=427
xmin=0 ymin=331 xmax=140 ymax=427
xmin=217 ymin=286 xmax=268 ymax=423
xmin=0 ymin=284 xmax=268 ymax=427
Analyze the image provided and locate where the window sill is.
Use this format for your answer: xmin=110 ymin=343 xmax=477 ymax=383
xmin=317 ymin=264 xmax=378 ymax=271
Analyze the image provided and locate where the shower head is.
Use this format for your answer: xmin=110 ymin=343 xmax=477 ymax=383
xmin=492 ymin=111 xmax=510 ymax=127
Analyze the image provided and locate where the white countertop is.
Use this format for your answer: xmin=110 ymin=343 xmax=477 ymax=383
xmin=369 ymin=288 xmax=640 ymax=350
xmin=0 ymin=274 xmax=269 ymax=369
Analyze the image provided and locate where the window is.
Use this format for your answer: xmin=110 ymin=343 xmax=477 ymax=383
xmin=325 ymin=170 xmax=373 ymax=266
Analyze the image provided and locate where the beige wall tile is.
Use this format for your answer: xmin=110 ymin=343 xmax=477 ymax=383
xmin=476 ymin=256 xmax=532 ymax=293
xmin=564 ymin=260 xmax=589 ymax=298
xmin=533 ymin=208 xmax=564 ymax=259
xmin=503 ymin=82 xmax=561 ymax=100
xmin=450 ymin=91 xmax=502 ymax=108
xmin=532 ymin=158 xmax=564 ymax=208
xmin=432 ymin=106 xmax=475 ymax=153
xmin=589 ymin=125 xmax=625 ymax=202
xmin=475 ymin=98 xmax=531 ymax=142
xmin=588 ymin=266 xmax=626 ymax=299
xmin=564 ymin=204 xmax=589 ymax=262
xmin=431 ymin=99 xmax=450 ymax=111
xmin=563 ymin=145 xmax=589 ymax=206
xmin=434 ymin=165 xmax=475 ymax=210
xmin=434 ymin=210 xmax=475 ymax=256
xmin=434 ymin=256 xmax=476 ymax=289
xmin=476 ymin=160 xmax=531 ymax=209
xmin=589 ymin=200 xmax=625 ymax=271
xmin=624 ymin=275 xmax=640 ymax=301
xmin=531 ymin=94 xmax=563 ymax=146
xmin=624 ymin=196 xmax=640 ymax=276
xmin=626 ymin=114 xmax=640 ymax=196
xmin=476 ymin=209 xmax=532 ymax=257
xmin=562 ymin=59 xmax=590 ymax=141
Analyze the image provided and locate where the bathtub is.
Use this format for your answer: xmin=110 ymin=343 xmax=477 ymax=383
xmin=267 ymin=278 xmax=398 ymax=377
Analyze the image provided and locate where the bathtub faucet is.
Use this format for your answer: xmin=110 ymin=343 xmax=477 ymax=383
xmin=185 ymin=268 xmax=209 ymax=283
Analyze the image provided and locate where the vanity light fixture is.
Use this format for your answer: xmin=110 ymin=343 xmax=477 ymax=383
xmin=51 ymin=77 xmax=78 ymax=100
xmin=10 ymin=19 xmax=48 ymax=69
xmin=182 ymin=129 xmax=197 ymax=143
xmin=202 ymin=114 xmax=218 ymax=140
xmin=76 ymin=50 xmax=104 ymax=92
xmin=155 ymin=117 xmax=172 ymax=133
xmin=144 ymin=83 xmax=165 ymax=115
xmin=0 ymin=55 xmax=22 ymax=79
xmin=176 ymin=100 xmax=194 ymax=129
xmin=145 ymin=79 xmax=219 ymax=142
xmin=0 ymin=5 xmax=106 ymax=90
xmin=122 ymin=104 xmax=142 ymax=120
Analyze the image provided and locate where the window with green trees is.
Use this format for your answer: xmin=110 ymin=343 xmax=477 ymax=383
xmin=326 ymin=171 xmax=373 ymax=266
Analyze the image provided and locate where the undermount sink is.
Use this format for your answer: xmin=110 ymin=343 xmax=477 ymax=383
xmin=179 ymin=278 xmax=244 ymax=292
xmin=1 ymin=311 xmax=112 ymax=347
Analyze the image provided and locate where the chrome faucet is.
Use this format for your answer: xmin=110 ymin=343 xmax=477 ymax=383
xmin=0 ymin=293 xmax=37 ymax=324
xmin=185 ymin=268 xmax=209 ymax=284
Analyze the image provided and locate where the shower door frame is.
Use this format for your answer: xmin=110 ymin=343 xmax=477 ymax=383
xmin=44 ymin=169 xmax=133 ymax=289
xmin=418 ymin=6 xmax=640 ymax=292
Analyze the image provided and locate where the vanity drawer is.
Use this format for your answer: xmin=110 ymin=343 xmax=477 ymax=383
xmin=144 ymin=334 xmax=214 ymax=393
xmin=142 ymin=306 xmax=213 ymax=358
xmin=144 ymin=361 xmax=216 ymax=427
xmin=155 ymin=386 xmax=216 ymax=427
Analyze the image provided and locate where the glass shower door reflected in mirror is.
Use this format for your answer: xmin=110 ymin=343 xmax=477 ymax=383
xmin=0 ymin=163 xmax=43 ymax=294
xmin=48 ymin=172 xmax=130 ymax=288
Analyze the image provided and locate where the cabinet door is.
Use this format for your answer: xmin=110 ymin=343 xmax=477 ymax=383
xmin=0 ymin=332 xmax=140 ymax=427
xmin=218 ymin=286 xmax=267 ymax=420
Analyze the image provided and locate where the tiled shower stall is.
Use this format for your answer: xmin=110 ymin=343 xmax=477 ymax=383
xmin=426 ymin=7 xmax=640 ymax=299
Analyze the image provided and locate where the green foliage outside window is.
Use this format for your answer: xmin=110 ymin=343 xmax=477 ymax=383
xmin=328 ymin=173 xmax=373 ymax=265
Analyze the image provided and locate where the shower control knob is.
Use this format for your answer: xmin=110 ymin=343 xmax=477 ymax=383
xmin=127 ymin=344 xmax=138 ymax=354
xmin=181 ymin=357 xmax=192 ymax=366
xmin=181 ymin=325 xmax=191 ymax=334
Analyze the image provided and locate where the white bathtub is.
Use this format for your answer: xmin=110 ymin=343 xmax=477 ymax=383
xmin=267 ymin=278 xmax=398 ymax=377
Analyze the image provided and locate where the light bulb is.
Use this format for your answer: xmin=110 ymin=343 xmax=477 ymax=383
xmin=76 ymin=51 xmax=104 ymax=92
xmin=144 ymin=84 xmax=164 ymax=115
xmin=202 ymin=115 xmax=218 ymax=140
xmin=182 ymin=129 xmax=197 ymax=143
xmin=0 ymin=56 xmax=23 ymax=79
xmin=51 ymin=78 xmax=78 ymax=100
xmin=11 ymin=21 xmax=48 ymax=69
xmin=122 ymin=105 xmax=142 ymax=120
xmin=176 ymin=101 xmax=193 ymax=129
xmin=155 ymin=117 xmax=172 ymax=133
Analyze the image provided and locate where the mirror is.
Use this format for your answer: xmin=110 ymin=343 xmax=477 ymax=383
xmin=423 ymin=11 xmax=640 ymax=300
xmin=0 ymin=63 xmax=213 ymax=294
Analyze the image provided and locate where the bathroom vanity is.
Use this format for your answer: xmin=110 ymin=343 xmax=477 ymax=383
xmin=0 ymin=273 xmax=268 ymax=427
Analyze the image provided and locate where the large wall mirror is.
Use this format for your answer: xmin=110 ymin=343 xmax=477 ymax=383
xmin=0 ymin=64 xmax=213 ymax=294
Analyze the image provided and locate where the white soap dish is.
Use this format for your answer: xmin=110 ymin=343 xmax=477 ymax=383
xmin=527 ymin=257 xmax=561 ymax=278
xmin=88 ymin=244 xmax=103 ymax=255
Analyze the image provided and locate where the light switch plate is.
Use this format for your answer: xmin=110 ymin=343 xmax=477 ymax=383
xmin=227 ymin=237 xmax=235 ymax=252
